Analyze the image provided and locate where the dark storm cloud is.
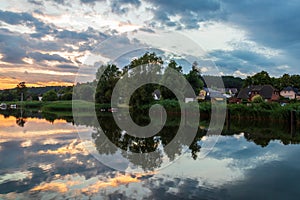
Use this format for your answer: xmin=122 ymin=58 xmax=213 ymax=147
xmin=56 ymin=64 xmax=79 ymax=70
xmin=222 ymin=0 xmax=300 ymax=50
xmin=55 ymin=27 xmax=107 ymax=42
xmin=80 ymin=0 xmax=103 ymax=4
xmin=27 ymin=0 xmax=43 ymax=6
xmin=0 ymin=10 xmax=52 ymax=35
xmin=28 ymin=52 xmax=71 ymax=63
xmin=148 ymin=0 xmax=222 ymax=29
xmin=209 ymin=50 xmax=275 ymax=74
xmin=137 ymin=0 xmax=300 ymax=73
xmin=0 ymin=9 xmax=109 ymax=66
xmin=0 ymin=29 xmax=27 ymax=64
xmin=138 ymin=28 xmax=155 ymax=33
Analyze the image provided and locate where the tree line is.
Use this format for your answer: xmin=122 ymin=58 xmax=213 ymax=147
xmin=1 ymin=53 xmax=299 ymax=103
xmin=243 ymin=71 xmax=300 ymax=90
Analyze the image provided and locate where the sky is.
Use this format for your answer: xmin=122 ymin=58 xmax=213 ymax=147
xmin=0 ymin=0 xmax=300 ymax=89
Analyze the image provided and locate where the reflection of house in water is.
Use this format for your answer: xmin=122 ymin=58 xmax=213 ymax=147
xmin=237 ymin=85 xmax=280 ymax=102
xmin=0 ymin=103 xmax=7 ymax=110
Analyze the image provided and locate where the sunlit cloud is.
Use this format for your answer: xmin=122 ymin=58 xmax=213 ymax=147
xmin=30 ymin=172 xmax=156 ymax=194
xmin=20 ymin=140 xmax=33 ymax=148
xmin=0 ymin=171 xmax=33 ymax=184
xmin=38 ymin=139 xmax=90 ymax=156
xmin=0 ymin=115 xmax=88 ymax=139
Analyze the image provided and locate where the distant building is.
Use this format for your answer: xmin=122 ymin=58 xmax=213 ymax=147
xmin=152 ymin=89 xmax=161 ymax=100
xmin=202 ymin=88 xmax=227 ymax=102
xmin=225 ymin=88 xmax=238 ymax=96
xmin=185 ymin=97 xmax=195 ymax=103
xmin=237 ymin=85 xmax=280 ymax=102
xmin=197 ymin=89 xmax=207 ymax=100
xmin=280 ymin=86 xmax=299 ymax=100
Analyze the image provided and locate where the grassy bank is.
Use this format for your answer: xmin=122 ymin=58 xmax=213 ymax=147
xmin=3 ymin=99 xmax=300 ymax=121
xmin=131 ymin=99 xmax=300 ymax=121
xmin=2 ymin=100 xmax=111 ymax=113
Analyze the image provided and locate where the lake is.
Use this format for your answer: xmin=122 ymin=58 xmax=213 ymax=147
xmin=1 ymin=109 xmax=300 ymax=199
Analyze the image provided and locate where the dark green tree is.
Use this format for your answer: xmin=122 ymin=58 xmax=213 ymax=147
xmin=160 ymin=60 xmax=184 ymax=100
xmin=243 ymin=71 xmax=272 ymax=87
xmin=16 ymin=82 xmax=27 ymax=101
xmin=95 ymin=64 xmax=121 ymax=104
xmin=290 ymin=75 xmax=300 ymax=88
xmin=42 ymin=90 xmax=58 ymax=101
xmin=185 ymin=66 xmax=204 ymax=96
xmin=123 ymin=52 xmax=163 ymax=108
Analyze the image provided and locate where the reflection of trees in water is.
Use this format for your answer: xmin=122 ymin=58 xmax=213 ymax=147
xmin=16 ymin=117 xmax=26 ymax=127
xmin=222 ymin=119 xmax=300 ymax=147
xmin=92 ymin=113 xmax=204 ymax=171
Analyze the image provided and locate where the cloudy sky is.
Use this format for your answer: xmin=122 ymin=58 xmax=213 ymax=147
xmin=0 ymin=0 xmax=300 ymax=89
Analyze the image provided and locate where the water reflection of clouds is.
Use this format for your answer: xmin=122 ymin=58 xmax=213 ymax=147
xmin=1 ymin=113 xmax=300 ymax=199
xmin=0 ymin=171 xmax=33 ymax=185
xmin=206 ymin=134 xmax=284 ymax=170
xmin=0 ymin=115 xmax=80 ymax=140
xmin=37 ymin=139 xmax=89 ymax=156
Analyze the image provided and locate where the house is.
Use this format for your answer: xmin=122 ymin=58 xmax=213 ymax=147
xmin=225 ymin=88 xmax=238 ymax=96
xmin=152 ymin=89 xmax=161 ymax=100
xmin=237 ymin=85 xmax=280 ymax=102
xmin=0 ymin=103 xmax=7 ymax=110
xmin=197 ymin=89 xmax=207 ymax=100
xmin=280 ymin=86 xmax=299 ymax=100
xmin=185 ymin=97 xmax=196 ymax=103
xmin=202 ymin=88 xmax=227 ymax=101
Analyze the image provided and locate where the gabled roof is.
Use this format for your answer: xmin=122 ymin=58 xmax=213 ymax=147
xmin=282 ymin=86 xmax=298 ymax=93
xmin=237 ymin=85 xmax=278 ymax=99
xmin=260 ymin=85 xmax=275 ymax=99
xmin=237 ymin=87 xmax=251 ymax=99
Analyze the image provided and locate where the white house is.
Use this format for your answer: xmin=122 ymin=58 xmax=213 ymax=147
xmin=280 ymin=86 xmax=298 ymax=100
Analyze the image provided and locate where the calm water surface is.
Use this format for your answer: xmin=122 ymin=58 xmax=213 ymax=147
xmin=1 ymin=110 xmax=300 ymax=199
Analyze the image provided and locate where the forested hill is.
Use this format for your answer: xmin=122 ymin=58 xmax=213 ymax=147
xmin=26 ymin=86 xmax=68 ymax=95
xmin=0 ymin=86 xmax=72 ymax=101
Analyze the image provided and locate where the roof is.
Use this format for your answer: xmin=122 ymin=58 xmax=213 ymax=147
xmin=282 ymin=86 xmax=298 ymax=93
xmin=237 ymin=85 xmax=278 ymax=99
xmin=259 ymin=85 xmax=275 ymax=99
xmin=237 ymin=87 xmax=251 ymax=99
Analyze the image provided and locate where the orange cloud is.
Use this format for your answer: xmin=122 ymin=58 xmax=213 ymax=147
xmin=30 ymin=172 xmax=156 ymax=194
xmin=38 ymin=139 xmax=89 ymax=155
xmin=31 ymin=182 xmax=69 ymax=193
xmin=0 ymin=77 xmax=37 ymax=89
xmin=0 ymin=115 xmax=86 ymax=140
xmin=0 ymin=77 xmax=73 ymax=89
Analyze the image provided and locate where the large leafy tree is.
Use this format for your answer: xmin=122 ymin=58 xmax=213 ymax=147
xmin=95 ymin=64 xmax=121 ymax=104
xmin=123 ymin=52 xmax=164 ymax=108
xmin=160 ymin=59 xmax=184 ymax=100
xmin=43 ymin=90 xmax=58 ymax=101
xmin=185 ymin=66 xmax=204 ymax=96
xmin=16 ymin=82 xmax=27 ymax=101
xmin=243 ymin=71 xmax=272 ymax=87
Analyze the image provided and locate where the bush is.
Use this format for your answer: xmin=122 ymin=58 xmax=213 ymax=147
xmin=252 ymin=95 xmax=263 ymax=103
